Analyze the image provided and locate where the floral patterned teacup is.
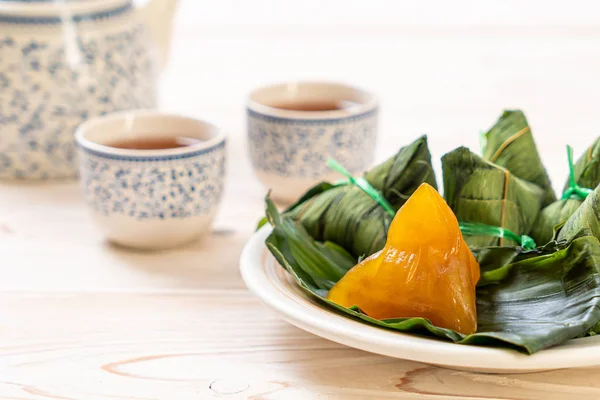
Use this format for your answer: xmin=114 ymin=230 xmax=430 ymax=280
xmin=75 ymin=111 xmax=226 ymax=250
xmin=247 ymin=82 xmax=378 ymax=202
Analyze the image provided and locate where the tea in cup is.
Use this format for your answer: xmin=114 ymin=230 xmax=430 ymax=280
xmin=75 ymin=111 xmax=226 ymax=250
xmin=247 ymin=82 xmax=378 ymax=203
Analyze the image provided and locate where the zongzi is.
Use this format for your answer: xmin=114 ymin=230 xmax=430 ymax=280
xmin=327 ymin=183 xmax=480 ymax=334
xmin=482 ymin=110 xmax=556 ymax=206
xmin=531 ymin=139 xmax=600 ymax=245
xmin=529 ymin=199 xmax=582 ymax=245
xmin=564 ymin=137 xmax=600 ymax=192
xmin=442 ymin=147 xmax=544 ymax=247
xmin=558 ymin=184 xmax=600 ymax=242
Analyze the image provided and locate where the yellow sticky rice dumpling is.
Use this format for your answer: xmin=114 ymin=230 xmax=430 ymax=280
xmin=327 ymin=183 xmax=480 ymax=334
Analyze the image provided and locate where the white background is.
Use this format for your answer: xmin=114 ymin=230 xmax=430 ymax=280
xmin=158 ymin=0 xmax=600 ymax=194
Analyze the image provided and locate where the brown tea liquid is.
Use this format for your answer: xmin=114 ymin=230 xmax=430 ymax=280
xmin=271 ymin=100 xmax=359 ymax=111
xmin=108 ymin=137 xmax=201 ymax=150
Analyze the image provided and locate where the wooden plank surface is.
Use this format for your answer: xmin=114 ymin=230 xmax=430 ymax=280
xmin=2 ymin=291 xmax=600 ymax=400
xmin=3 ymin=1 xmax=600 ymax=398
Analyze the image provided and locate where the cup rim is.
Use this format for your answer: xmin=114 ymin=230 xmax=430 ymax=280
xmin=75 ymin=109 xmax=226 ymax=159
xmin=0 ymin=0 xmax=127 ymax=16
xmin=247 ymin=81 xmax=378 ymax=120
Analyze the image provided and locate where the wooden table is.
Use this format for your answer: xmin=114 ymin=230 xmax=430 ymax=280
xmin=5 ymin=177 xmax=600 ymax=400
xmin=3 ymin=1 xmax=600 ymax=398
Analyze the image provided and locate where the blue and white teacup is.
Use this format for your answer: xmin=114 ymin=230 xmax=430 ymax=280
xmin=75 ymin=111 xmax=226 ymax=250
xmin=247 ymin=82 xmax=378 ymax=202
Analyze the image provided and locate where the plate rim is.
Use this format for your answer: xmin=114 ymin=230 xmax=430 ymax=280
xmin=240 ymin=225 xmax=600 ymax=373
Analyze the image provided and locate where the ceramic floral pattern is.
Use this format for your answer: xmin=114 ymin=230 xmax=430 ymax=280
xmin=247 ymin=110 xmax=378 ymax=178
xmin=0 ymin=25 xmax=157 ymax=180
xmin=78 ymin=144 xmax=226 ymax=220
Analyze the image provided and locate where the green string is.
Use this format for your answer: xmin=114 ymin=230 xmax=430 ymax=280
xmin=459 ymin=222 xmax=537 ymax=250
xmin=327 ymin=159 xmax=536 ymax=250
xmin=561 ymin=145 xmax=593 ymax=200
xmin=327 ymin=159 xmax=396 ymax=218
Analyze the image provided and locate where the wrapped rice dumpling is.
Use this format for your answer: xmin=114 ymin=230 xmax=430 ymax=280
xmin=482 ymin=110 xmax=556 ymax=207
xmin=442 ymin=147 xmax=544 ymax=247
xmin=530 ymin=138 xmax=600 ymax=245
xmin=327 ymin=183 xmax=480 ymax=334
xmin=564 ymin=137 xmax=600 ymax=192
xmin=529 ymin=200 xmax=582 ymax=245
xmin=558 ymin=184 xmax=600 ymax=242
xmin=285 ymin=135 xmax=436 ymax=258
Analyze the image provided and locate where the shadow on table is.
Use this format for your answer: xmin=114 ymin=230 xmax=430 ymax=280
xmin=103 ymin=227 xmax=248 ymax=290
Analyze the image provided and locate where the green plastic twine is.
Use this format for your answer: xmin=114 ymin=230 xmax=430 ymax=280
xmin=562 ymin=145 xmax=593 ymax=200
xmin=327 ymin=158 xmax=536 ymax=249
xmin=459 ymin=222 xmax=537 ymax=250
xmin=327 ymin=159 xmax=396 ymax=218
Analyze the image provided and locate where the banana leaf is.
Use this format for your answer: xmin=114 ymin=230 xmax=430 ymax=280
xmin=564 ymin=137 xmax=600 ymax=192
xmin=265 ymin=197 xmax=600 ymax=354
xmin=442 ymin=147 xmax=544 ymax=247
xmin=531 ymin=139 xmax=600 ymax=245
xmin=284 ymin=135 xmax=436 ymax=259
xmin=530 ymin=199 xmax=583 ymax=245
xmin=265 ymin=197 xmax=356 ymax=291
xmin=558 ymin=184 xmax=600 ymax=242
xmin=482 ymin=110 xmax=556 ymax=207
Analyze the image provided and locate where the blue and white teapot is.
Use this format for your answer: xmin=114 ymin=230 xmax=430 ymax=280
xmin=0 ymin=0 xmax=178 ymax=180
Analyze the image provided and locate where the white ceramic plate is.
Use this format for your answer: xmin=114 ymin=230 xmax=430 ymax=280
xmin=240 ymin=226 xmax=600 ymax=373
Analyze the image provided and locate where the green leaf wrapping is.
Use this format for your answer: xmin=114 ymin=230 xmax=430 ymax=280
xmin=265 ymin=197 xmax=356 ymax=291
xmin=442 ymin=147 xmax=544 ymax=247
xmin=530 ymin=199 xmax=583 ymax=245
xmin=565 ymin=137 xmax=600 ymax=192
xmin=284 ymin=135 xmax=436 ymax=258
xmin=558 ymin=185 xmax=600 ymax=242
xmin=531 ymin=139 xmax=600 ymax=245
xmin=362 ymin=136 xmax=437 ymax=209
xmin=474 ymin=238 xmax=568 ymax=286
xmin=482 ymin=110 xmax=556 ymax=207
xmin=265 ymin=200 xmax=600 ymax=354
